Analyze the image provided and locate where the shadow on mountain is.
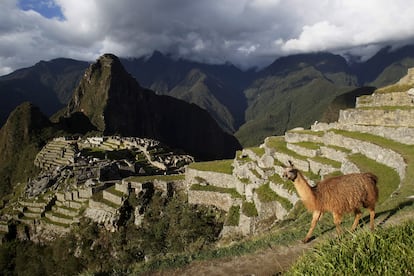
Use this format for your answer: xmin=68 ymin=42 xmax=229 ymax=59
xmin=55 ymin=112 xmax=98 ymax=135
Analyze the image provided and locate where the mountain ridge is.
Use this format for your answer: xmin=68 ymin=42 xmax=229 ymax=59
xmin=2 ymin=46 xmax=414 ymax=146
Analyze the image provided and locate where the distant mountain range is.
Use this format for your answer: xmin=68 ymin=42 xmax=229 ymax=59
xmin=2 ymin=45 xmax=414 ymax=146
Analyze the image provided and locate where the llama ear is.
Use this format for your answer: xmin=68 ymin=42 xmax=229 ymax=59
xmin=288 ymin=160 xmax=294 ymax=167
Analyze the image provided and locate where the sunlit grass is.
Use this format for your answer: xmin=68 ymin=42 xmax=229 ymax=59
xmin=376 ymin=83 xmax=414 ymax=93
xmin=190 ymin=184 xmax=243 ymax=199
xmin=287 ymin=221 xmax=414 ymax=275
xmin=188 ymin=159 xmax=233 ymax=174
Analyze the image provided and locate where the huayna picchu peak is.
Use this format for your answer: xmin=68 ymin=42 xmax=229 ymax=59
xmin=63 ymin=53 xmax=241 ymax=160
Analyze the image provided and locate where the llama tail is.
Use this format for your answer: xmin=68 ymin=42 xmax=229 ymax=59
xmin=365 ymin=172 xmax=379 ymax=201
xmin=365 ymin=172 xmax=378 ymax=185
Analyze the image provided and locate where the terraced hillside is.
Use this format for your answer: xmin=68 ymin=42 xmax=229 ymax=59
xmin=184 ymin=68 xmax=414 ymax=241
xmin=136 ymin=69 xmax=414 ymax=276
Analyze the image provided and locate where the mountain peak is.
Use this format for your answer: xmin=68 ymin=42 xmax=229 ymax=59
xmin=63 ymin=53 xmax=241 ymax=160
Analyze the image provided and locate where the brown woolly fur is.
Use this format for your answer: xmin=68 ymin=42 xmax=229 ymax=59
xmin=282 ymin=161 xmax=378 ymax=243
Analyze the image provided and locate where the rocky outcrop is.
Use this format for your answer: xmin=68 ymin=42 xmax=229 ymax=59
xmin=64 ymin=53 xmax=242 ymax=160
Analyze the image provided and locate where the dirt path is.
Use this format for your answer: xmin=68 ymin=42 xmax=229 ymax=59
xmin=144 ymin=241 xmax=311 ymax=276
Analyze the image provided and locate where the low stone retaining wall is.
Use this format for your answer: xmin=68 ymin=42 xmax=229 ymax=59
xmin=45 ymin=212 xmax=72 ymax=224
xmin=103 ymin=190 xmax=124 ymax=206
xmin=52 ymin=206 xmax=78 ymax=217
xmin=268 ymin=182 xmax=299 ymax=205
xmin=186 ymin=168 xmax=245 ymax=195
xmin=253 ymin=193 xmax=287 ymax=221
xmin=323 ymin=132 xmax=406 ymax=180
xmin=188 ymin=190 xmax=241 ymax=212
xmin=186 ymin=168 xmax=236 ymax=188
xmin=356 ymin=92 xmax=414 ymax=107
xmin=338 ymin=109 xmax=414 ymax=127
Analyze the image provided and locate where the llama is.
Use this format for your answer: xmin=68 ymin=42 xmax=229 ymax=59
xmin=282 ymin=161 xmax=378 ymax=243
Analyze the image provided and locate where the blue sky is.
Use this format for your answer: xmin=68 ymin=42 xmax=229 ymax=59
xmin=18 ymin=0 xmax=64 ymax=19
xmin=1 ymin=0 xmax=414 ymax=75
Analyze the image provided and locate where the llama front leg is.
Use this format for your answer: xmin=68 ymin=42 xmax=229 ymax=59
xmin=351 ymin=209 xmax=362 ymax=231
xmin=304 ymin=211 xmax=322 ymax=243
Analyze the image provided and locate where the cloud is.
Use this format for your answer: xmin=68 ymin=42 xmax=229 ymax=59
xmin=1 ymin=0 xmax=414 ymax=74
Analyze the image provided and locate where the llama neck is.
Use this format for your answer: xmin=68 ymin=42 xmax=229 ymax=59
xmin=293 ymin=172 xmax=317 ymax=210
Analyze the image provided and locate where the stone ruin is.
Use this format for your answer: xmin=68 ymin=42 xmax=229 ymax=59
xmin=27 ymin=136 xmax=194 ymax=197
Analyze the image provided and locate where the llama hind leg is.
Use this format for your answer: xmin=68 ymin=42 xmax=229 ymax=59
xmin=351 ymin=209 xmax=362 ymax=231
xmin=304 ymin=211 xmax=322 ymax=243
xmin=369 ymin=208 xmax=376 ymax=231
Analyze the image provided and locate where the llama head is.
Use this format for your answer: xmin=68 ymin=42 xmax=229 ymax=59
xmin=282 ymin=160 xmax=298 ymax=181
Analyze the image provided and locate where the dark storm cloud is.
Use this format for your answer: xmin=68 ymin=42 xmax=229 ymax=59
xmin=1 ymin=0 xmax=414 ymax=74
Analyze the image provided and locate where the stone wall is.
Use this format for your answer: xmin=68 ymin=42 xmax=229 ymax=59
xmin=220 ymin=214 xmax=254 ymax=238
xmin=84 ymin=201 xmax=119 ymax=232
xmin=186 ymin=168 xmax=244 ymax=195
xmin=323 ymin=132 xmax=406 ymax=180
xmin=338 ymin=109 xmax=414 ymax=127
xmin=102 ymin=190 xmax=124 ymax=205
xmin=338 ymin=124 xmax=414 ymax=145
xmin=311 ymin=122 xmax=414 ymax=145
xmin=187 ymin=190 xmax=242 ymax=211
xmin=356 ymin=91 xmax=414 ymax=107
xmin=253 ymin=193 xmax=287 ymax=221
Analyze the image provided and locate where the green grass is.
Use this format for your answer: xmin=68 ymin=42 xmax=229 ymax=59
xmin=268 ymin=173 xmax=295 ymax=192
xmin=358 ymin=106 xmax=414 ymax=111
xmin=238 ymin=177 xmax=250 ymax=184
xmin=190 ymin=184 xmax=243 ymax=199
xmin=188 ymin=159 xmax=233 ymax=174
xmin=48 ymin=210 xmax=73 ymax=219
xmin=41 ymin=217 xmax=71 ymax=228
xmin=287 ymin=221 xmax=414 ymax=275
xmin=264 ymin=137 xmax=308 ymax=161
xmin=292 ymin=141 xmax=322 ymax=150
xmin=286 ymin=130 xmax=325 ymax=136
xmin=105 ymin=185 xmax=125 ymax=197
xmin=225 ymin=205 xmax=240 ymax=226
xmin=324 ymin=144 xmax=352 ymax=154
xmin=246 ymin=147 xmax=265 ymax=157
xmin=126 ymin=174 xmax=185 ymax=183
xmin=310 ymin=155 xmax=342 ymax=168
xmin=242 ymin=201 xmax=258 ymax=217
xmin=376 ymin=83 xmax=414 ymax=93
xmin=255 ymin=183 xmax=293 ymax=210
